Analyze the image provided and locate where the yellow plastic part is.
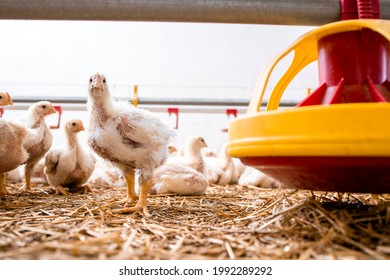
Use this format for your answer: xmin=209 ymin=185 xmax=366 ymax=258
xmin=247 ymin=19 xmax=390 ymax=113
xmin=229 ymin=103 xmax=390 ymax=157
xmin=229 ymin=19 xmax=390 ymax=158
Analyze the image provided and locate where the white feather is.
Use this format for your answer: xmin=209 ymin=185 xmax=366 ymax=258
xmin=150 ymin=164 xmax=208 ymax=195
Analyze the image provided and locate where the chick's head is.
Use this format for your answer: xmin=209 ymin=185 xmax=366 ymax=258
xmin=30 ymin=101 xmax=57 ymax=117
xmin=189 ymin=136 xmax=208 ymax=151
xmin=66 ymin=119 xmax=85 ymax=133
xmin=88 ymin=72 xmax=108 ymax=100
xmin=0 ymin=92 xmax=13 ymax=106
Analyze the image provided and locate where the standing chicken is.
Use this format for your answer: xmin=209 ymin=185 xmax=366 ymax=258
xmin=21 ymin=101 xmax=56 ymax=191
xmin=0 ymin=92 xmax=28 ymax=198
xmin=44 ymin=119 xmax=96 ymax=195
xmin=87 ymin=73 xmax=175 ymax=215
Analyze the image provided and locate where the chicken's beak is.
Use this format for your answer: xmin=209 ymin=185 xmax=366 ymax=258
xmin=48 ymin=104 xmax=57 ymax=115
xmin=6 ymin=92 xmax=13 ymax=105
xmin=77 ymin=121 xmax=85 ymax=132
xmin=92 ymin=72 xmax=104 ymax=90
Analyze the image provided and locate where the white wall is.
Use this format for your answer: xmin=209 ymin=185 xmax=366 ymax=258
xmin=0 ymin=20 xmax=319 ymax=153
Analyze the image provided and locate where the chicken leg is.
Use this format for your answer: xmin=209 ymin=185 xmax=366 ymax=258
xmin=115 ymin=179 xmax=152 ymax=216
xmin=124 ymin=168 xmax=138 ymax=203
xmin=0 ymin=173 xmax=6 ymax=199
xmin=19 ymin=162 xmax=35 ymax=191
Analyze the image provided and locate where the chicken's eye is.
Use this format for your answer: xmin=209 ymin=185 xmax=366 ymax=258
xmin=103 ymin=79 xmax=106 ymax=83
xmin=89 ymin=78 xmax=93 ymax=83
xmin=42 ymin=105 xmax=46 ymax=109
xmin=0 ymin=96 xmax=2 ymax=99
xmin=72 ymin=123 xmax=76 ymax=126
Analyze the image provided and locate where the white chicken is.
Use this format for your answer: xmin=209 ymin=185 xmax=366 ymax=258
xmin=0 ymin=92 xmax=28 ymax=198
xmin=203 ymin=143 xmax=235 ymax=185
xmin=203 ymin=156 xmax=222 ymax=185
xmin=201 ymin=147 xmax=218 ymax=158
xmin=87 ymin=73 xmax=175 ymax=215
xmin=150 ymin=164 xmax=208 ymax=195
xmin=44 ymin=119 xmax=96 ymax=195
xmin=215 ymin=143 xmax=235 ymax=186
xmin=165 ymin=135 xmax=207 ymax=173
xmin=21 ymin=101 xmax=56 ymax=191
xmin=238 ymin=166 xmax=281 ymax=188
xmin=88 ymin=159 xmax=126 ymax=188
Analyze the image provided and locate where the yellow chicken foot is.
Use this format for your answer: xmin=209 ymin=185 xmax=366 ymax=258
xmin=82 ymin=184 xmax=93 ymax=194
xmin=55 ymin=186 xmax=71 ymax=195
xmin=115 ymin=180 xmax=151 ymax=216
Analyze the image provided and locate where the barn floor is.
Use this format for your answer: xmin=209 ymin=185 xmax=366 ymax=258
xmin=0 ymin=182 xmax=389 ymax=260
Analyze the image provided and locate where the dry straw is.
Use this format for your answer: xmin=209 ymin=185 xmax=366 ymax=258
xmin=0 ymin=182 xmax=389 ymax=259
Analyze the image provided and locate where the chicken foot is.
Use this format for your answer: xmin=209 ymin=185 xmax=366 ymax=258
xmin=115 ymin=180 xmax=151 ymax=216
xmin=55 ymin=184 xmax=93 ymax=195
xmin=55 ymin=186 xmax=71 ymax=195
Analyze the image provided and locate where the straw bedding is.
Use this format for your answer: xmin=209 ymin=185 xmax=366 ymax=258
xmin=0 ymin=182 xmax=389 ymax=260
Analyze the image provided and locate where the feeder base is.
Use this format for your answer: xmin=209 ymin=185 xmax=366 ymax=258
xmin=241 ymin=156 xmax=390 ymax=194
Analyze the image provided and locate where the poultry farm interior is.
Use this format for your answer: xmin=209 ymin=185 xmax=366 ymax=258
xmin=0 ymin=0 xmax=390 ymax=262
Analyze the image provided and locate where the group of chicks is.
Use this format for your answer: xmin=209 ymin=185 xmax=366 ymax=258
xmin=0 ymin=73 xmax=278 ymax=216
xmin=165 ymin=135 xmax=280 ymax=191
xmin=0 ymin=93 xmax=95 ymax=197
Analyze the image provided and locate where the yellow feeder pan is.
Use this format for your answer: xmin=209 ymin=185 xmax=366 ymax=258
xmin=228 ymin=19 xmax=390 ymax=193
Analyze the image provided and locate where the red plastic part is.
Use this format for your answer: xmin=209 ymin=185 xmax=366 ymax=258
xmin=298 ymin=0 xmax=387 ymax=107
xmin=241 ymin=156 xmax=390 ymax=194
xmin=50 ymin=105 xmax=62 ymax=129
xmin=0 ymin=107 xmax=4 ymax=118
xmin=222 ymin=108 xmax=238 ymax=132
xmin=297 ymin=29 xmax=390 ymax=106
xmin=168 ymin=107 xmax=179 ymax=129
xmin=226 ymin=108 xmax=238 ymax=118
xmin=340 ymin=0 xmax=380 ymax=20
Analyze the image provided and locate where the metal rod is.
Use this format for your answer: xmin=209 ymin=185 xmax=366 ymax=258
xmin=3 ymin=0 xmax=389 ymax=26
xmin=4 ymin=103 xmax=250 ymax=114
xmin=10 ymin=96 xmax=298 ymax=107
